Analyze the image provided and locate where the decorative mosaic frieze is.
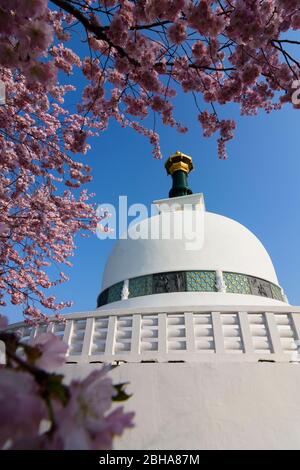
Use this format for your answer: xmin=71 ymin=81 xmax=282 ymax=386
xmin=97 ymin=271 xmax=286 ymax=307
xmin=153 ymin=272 xmax=186 ymax=294
xmin=107 ymin=281 xmax=123 ymax=304
xmin=186 ymin=271 xmax=217 ymax=292
xmin=129 ymin=275 xmax=153 ymax=298
xmin=223 ymin=272 xmax=251 ymax=294
xmin=271 ymin=283 xmax=284 ymax=302
xmin=97 ymin=289 xmax=108 ymax=307
xmin=248 ymin=276 xmax=273 ymax=298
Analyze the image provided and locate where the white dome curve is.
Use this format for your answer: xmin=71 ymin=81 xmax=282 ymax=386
xmin=101 ymin=210 xmax=278 ymax=291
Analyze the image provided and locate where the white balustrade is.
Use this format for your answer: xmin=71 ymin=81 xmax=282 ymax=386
xmin=7 ymin=306 xmax=300 ymax=364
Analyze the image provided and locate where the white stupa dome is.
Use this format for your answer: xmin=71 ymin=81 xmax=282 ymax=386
xmin=102 ymin=209 xmax=278 ymax=288
xmin=98 ymin=190 xmax=287 ymax=309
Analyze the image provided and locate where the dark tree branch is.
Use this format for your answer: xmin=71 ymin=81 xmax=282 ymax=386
xmin=273 ymin=39 xmax=300 ymax=46
xmin=51 ymin=0 xmax=139 ymax=65
xmin=271 ymin=41 xmax=300 ymax=74
xmin=165 ymin=62 xmax=236 ymax=72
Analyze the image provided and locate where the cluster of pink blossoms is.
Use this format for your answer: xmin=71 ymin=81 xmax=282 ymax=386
xmin=40 ymin=0 xmax=300 ymax=159
xmin=0 ymin=316 xmax=134 ymax=450
xmin=1 ymin=1 xmax=300 ymax=161
xmin=0 ymin=68 xmax=103 ymax=322
xmin=0 ymin=0 xmax=56 ymax=86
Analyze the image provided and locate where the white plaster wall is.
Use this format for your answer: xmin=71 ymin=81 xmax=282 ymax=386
xmin=102 ymin=211 xmax=279 ymax=290
xmin=62 ymin=362 xmax=300 ymax=450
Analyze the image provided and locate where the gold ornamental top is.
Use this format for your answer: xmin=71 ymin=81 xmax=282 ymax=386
xmin=165 ymin=151 xmax=194 ymax=176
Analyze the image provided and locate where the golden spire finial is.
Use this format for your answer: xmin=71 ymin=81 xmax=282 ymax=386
xmin=164 ymin=151 xmax=194 ymax=198
xmin=165 ymin=151 xmax=194 ymax=176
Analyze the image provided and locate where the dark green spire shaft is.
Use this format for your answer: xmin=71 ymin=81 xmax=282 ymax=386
xmin=165 ymin=151 xmax=194 ymax=198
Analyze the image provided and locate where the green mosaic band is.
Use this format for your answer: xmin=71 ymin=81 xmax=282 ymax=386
xmin=97 ymin=271 xmax=285 ymax=307
xmin=223 ymin=272 xmax=251 ymax=295
xmin=129 ymin=275 xmax=153 ymax=298
xmin=186 ymin=271 xmax=217 ymax=292
xmin=107 ymin=281 xmax=123 ymax=304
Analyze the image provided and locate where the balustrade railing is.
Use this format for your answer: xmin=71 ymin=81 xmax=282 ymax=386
xmin=8 ymin=306 xmax=300 ymax=364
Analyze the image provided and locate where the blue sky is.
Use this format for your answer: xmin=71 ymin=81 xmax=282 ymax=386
xmin=4 ymin=48 xmax=300 ymax=323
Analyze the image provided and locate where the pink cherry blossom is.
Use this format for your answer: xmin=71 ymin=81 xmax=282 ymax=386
xmin=103 ymin=406 xmax=135 ymax=438
xmin=21 ymin=0 xmax=48 ymax=19
xmin=291 ymin=12 xmax=300 ymax=30
xmin=0 ymin=369 xmax=47 ymax=449
xmin=0 ymin=68 xmax=99 ymax=322
xmin=52 ymin=368 xmax=134 ymax=449
xmin=25 ymin=62 xmax=57 ymax=88
xmin=20 ymin=20 xmax=53 ymax=53
xmin=0 ymin=222 xmax=9 ymax=238
xmin=0 ymin=335 xmax=134 ymax=450
xmin=167 ymin=22 xmax=187 ymax=44
xmin=32 ymin=332 xmax=68 ymax=371
xmin=0 ymin=43 xmax=17 ymax=68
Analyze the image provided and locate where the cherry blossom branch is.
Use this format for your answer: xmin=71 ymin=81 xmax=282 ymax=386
xmin=51 ymin=0 xmax=140 ymax=65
